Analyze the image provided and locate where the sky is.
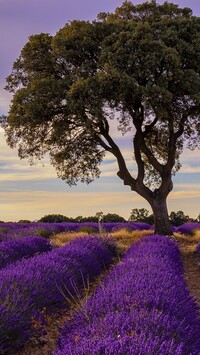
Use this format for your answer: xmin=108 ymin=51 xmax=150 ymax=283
xmin=0 ymin=0 xmax=200 ymax=222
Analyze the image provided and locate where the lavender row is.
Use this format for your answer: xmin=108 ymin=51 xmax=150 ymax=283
xmin=0 ymin=236 xmax=117 ymax=352
xmin=0 ymin=221 xmax=153 ymax=241
xmin=0 ymin=222 xmax=67 ymax=241
xmin=0 ymin=221 xmax=199 ymax=242
xmin=0 ymin=236 xmax=52 ymax=270
xmin=176 ymin=222 xmax=200 ymax=235
xmin=55 ymin=235 xmax=200 ymax=355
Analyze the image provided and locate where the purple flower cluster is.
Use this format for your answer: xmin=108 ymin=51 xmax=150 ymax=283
xmin=55 ymin=235 xmax=200 ymax=355
xmin=177 ymin=222 xmax=200 ymax=235
xmin=0 ymin=222 xmax=66 ymax=239
xmin=0 ymin=236 xmax=117 ymax=352
xmin=102 ymin=222 xmax=152 ymax=233
xmin=50 ymin=221 xmax=152 ymax=233
xmin=0 ymin=222 xmax=152 ymax=246
xmin=0 ymin=236 xmax=52 ymax=269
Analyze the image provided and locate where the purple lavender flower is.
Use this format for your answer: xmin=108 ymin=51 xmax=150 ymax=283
xmin=55 ymin=235 xmax=200 ymax=355
xmin=0 ymin=236 xmax=116 ymax=352
xmin=0 ymin=236 xmax=52 ymax=269
xmin=177 ymin=222 xmax=200 ymax=235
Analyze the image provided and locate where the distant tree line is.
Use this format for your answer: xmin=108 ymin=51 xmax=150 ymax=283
xmin=38 ymin=212 xmax=126 ymax=223
xmin=1 ymin=210 xmax=199 ymax=224
xmin=23 ymin=210 xmax=200 ymax=225
xmin=129 ymin=209 xmax=200 ymax=226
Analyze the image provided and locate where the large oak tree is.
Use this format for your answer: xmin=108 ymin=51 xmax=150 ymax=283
xmin=2 ymin=1 xmax=200 ymax=235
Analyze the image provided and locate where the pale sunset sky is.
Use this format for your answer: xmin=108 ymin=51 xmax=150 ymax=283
xmin=0 ymin=0 xmax=200 ymax=221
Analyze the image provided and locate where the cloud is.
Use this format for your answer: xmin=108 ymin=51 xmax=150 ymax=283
xmin=0 ymin=186 xmax=199 ymax=222
xmin=0 ymin=190 xmax=143 ymax=221
xmin=169 ymin=190 xmax=200 ymax=200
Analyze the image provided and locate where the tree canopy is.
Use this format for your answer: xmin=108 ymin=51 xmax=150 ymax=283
xmin=169 ymin=210 xmax=190 ymax=226
xmin=2 ymin=1 xmax=200 ymax=234
xmin=129 ymin=208 xmax=154 ymax=224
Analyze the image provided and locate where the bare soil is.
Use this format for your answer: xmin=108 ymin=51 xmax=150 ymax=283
xmin=175 ymin=234 xmax=200 ymax=310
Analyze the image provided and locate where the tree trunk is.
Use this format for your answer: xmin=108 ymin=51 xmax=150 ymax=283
xmin=150 ymin=193 xmax=173 ymax=235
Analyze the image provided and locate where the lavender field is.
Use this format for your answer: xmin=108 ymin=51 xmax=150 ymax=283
xmin=0 ymin=221 xmax=200 ymax=354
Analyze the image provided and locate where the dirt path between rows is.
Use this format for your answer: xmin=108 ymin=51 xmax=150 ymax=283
xmin=175 ymin=235 xmax=200 ymax=311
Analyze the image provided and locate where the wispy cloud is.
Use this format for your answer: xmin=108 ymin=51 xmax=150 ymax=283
xmin=0 ymin=190 xmax=142 ymax=221
xmin=0 ymin=186 xmax=199 ymax=222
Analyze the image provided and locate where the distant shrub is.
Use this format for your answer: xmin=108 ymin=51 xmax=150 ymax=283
xmin=0 ymin=227 xmax=9 ymax=234
xmin=34 ymin=228 xmax=53 ymax=238
xmin=39 ymin=214 xmax=72 ymax=223
xmin=79 ymin=226 xmax=97 ymax=234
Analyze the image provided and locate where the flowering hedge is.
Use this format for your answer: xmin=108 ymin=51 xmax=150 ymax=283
xmin=0 ymin=236 xmax=52 ymax=269
xmin=55 ymin=235 xmax=200 ymax=355
xmin=177 ymin=222 xmax=200 ymax=235
xmin=0 ymin=222 xmax=67 ymax=240
xmin=0 ymin=236 xmax=117 ymax=352
xmin=0 ymin=222 xmax=153 ymax=243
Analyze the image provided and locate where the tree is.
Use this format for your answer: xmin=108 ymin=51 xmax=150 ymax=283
xmin=2 ymin=1 xmax=200 ymax=235
xmin=39 ymin=214 xmax=72 ymax=223
xmin=103 ymin=213 xmax=126 ymax=222
xmin=169 ymin=210 xmax=190 ymax=226
xmin=129 ymin=208 xmax=149 ymax=221
xmin=129 ymin=208 xmax=149 ymax=222
xmin=129 ymin=208 xmax=154 ymax=224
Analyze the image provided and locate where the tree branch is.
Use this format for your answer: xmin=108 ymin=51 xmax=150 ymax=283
xmin=97 ymin=121 xmax=136 ymax=188
xmin=129 ymin=108 xmax=164 ymax=174
xmin=143 ymin=116 xmax=158 ymax=137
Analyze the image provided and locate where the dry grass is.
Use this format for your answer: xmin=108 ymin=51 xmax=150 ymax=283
xmin=174 ymin=229 xmax=200 ymax=311
xmin=50 ymin=231 xmax=89 ymax=247
xmin=174 ymin=230 xmax=200 ymax=255
xmin=107 ymin=228 xmax=153 ymax=252
xmin=50 ymin=228 xmax=153 ymax=252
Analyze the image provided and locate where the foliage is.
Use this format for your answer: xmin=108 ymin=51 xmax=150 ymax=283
xmin=169 ymin=210 xmax=190 ymax=226
xmin=129 ymin=208 xmax=154 ymax=225
xmin=73 ymin=215 xmax=99 ymax=222
xmin=78 ymin=226 xmax=98 ymax=233
xmin=39 ymin=214 xmax=73 ymax=223
xmin=103 ymin=213 xmax=126 ymax=222
xmin=33 ymin=228 xmax=54 ymax=238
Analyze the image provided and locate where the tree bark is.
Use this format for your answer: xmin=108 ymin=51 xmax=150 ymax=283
xmin=150 ymin=192 xmax=173 ymax=235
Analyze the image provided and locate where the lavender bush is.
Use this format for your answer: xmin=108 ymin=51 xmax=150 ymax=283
xmin=0 ymin=222 xmax=68 ymax=242
xmin=0 ymin=236 xmax=52 ymax=270
xmin=177 ymin=222 xmax=200 ymax=235
xmin=55 ymin=235 xmax=200 ymax=355
xmin=0 ymin=236 xmax=117 ymax=352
